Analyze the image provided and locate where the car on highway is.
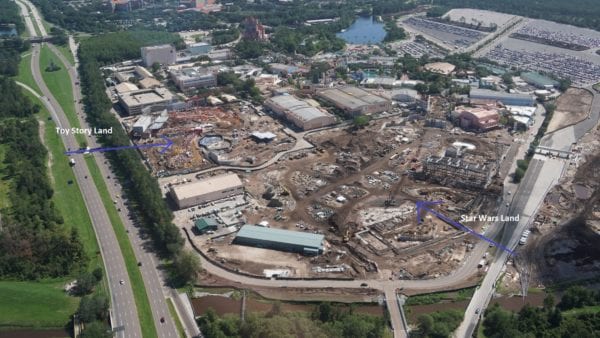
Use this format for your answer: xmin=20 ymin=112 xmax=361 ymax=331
xmin=360 ymin=283 xmax=368 ymax=287
xmin=475 ymin=308 xmax=480 ymax=315
xmin=119 ymin=279 xmax=124 ymax=285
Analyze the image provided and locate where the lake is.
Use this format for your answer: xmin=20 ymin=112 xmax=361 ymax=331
xmin=336 ymin=16 xmax=386 ymax=45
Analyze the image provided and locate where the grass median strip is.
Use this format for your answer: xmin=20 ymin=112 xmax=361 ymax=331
xmin=167 ymin=298 xmax=185 ymax=338
xmin=85 ymin=156 xmax=158 ymax=338
xmin=38 ymin=45 xmax=85 ymax=145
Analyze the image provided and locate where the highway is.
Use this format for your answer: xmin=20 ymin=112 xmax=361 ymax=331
xmin=454 ymin=90 xmax=600 ymax=337
xmin=52 ymin=38 xmax=199 ymax=338
xmin=16 ymin=1 xmax=145 ymax=337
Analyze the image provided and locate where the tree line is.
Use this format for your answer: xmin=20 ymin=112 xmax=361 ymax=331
xmin=0 ymin=0 xmax=29 ymax=77
xmin=77 ymin=31 xmax=184 ymax=258
xmin=0 ymin=77 xmax=87 ymax=279
xmin=198 ymin=301 xmax=389 ymax=338
xmin=482 ymin=287 xmax=600 ymax=337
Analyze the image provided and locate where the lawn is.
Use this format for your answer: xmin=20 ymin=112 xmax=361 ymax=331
xmin=0 ymin=280 xmax=78 ymax=328
xmin=14 ymin=52 xmax=40 ymax=94
xmin=55 ymin=44 xmax=75 ymax=66
xmin=563 ymin=305 xmax=600 ymax=317
xmin=38 ymin=45 xmax=85 ymax=145
xmin=85 ymin=156 xmax=158 ymax=338
xmin=167 ymin=298 xmax=185 ymax=338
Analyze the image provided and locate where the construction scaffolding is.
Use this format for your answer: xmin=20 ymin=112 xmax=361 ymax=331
xmin=423 ymin=155 xmax=492 ymax=190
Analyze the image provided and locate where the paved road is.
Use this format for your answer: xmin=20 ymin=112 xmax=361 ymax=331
xmin=53 ymin=38 xmax=199 ymax=338
xmin=30 ymin=42 xmax=143 ymax=338
xmin=18 ymin=2 xmax=144 ymax=337
xmin=455 ymin=90 xmax=600 ymax=337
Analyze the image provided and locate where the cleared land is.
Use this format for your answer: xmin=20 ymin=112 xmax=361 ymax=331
xmin=547 ymin=88 xmax=593 ymax=133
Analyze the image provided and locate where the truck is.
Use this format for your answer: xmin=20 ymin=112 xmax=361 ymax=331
xmin=69 ymin=158 xmax=76 ymax=166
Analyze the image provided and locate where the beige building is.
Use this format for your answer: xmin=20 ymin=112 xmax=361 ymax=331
xmin=141 ymin=44 xmax=176 ymax=66
xmin=265 ymin=95 xmax=336 ymax=130
xmin=317 ymin=87 xmax=391 ymax=116
xmin=169 ymin=173 xmax=244 ymax=209
xmin=118 ymin=87 xmax=174 ymax=115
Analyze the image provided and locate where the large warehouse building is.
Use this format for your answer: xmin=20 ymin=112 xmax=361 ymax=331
xmin=169 ymin=173 xmax=244 ymax=209
xmin=470 ymin=89 xmax=535 ymax=106
xmin=317 ymin=86 xmax=391 ymax=116
xmin=265 ymin=95 xmax=336 ymax=130
xmin=233 ymin=224 xmax=324 ymax=255
xmin=457 ymin=107 xmax=499 ymax=132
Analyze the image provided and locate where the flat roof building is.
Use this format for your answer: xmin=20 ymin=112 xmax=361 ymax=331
xmin=169 ymin=173 xmax=243 ymax=209
xmin=141 ymin=44 xmax=176 ymax=67
xmin=457 ymin=107 xmax=499 ymax=132
xmin=520 ymin=72 xmax=558 ymax=89
xmin=470 ymin=88 xmax=535 ymax=107
xmin=234 ymin=224 xmax=324 ymax=255
xmin=265 ymin=95 xmax=336 ymax=130
xmin=170 ymin=68 xmax=217 ymax=92
xmin=118 ymin=87 xmax=174 ymax=115
xmin=317 ymin=86 xmax=391 ymax=116
xmin=194 ymin=217 xmax=219 ymax=234
xmin=424 ymin=62 xmax=456 ymax=75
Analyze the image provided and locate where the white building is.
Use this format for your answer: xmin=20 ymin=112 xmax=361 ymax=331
xmin=265 ymin=95 xmax=336 ymax=130
xmin=170 ymin=68 xmax=217 ymax=92
xmin=141 ymin=44 xmax=176 ymax=67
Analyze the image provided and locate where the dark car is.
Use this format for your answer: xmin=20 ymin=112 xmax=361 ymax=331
xmin=160 ymin=317 xmax=165 ymax=323
xmin=137 ymin=262 xmax=142 ymax=266
xmin=360 ymin=283 xmax=368 ymax=287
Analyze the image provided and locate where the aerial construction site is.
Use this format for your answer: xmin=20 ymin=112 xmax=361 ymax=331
xmin=157 ymin=103 xmax=514 ymax=281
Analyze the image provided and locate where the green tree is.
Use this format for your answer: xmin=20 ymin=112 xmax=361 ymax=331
xmin=353 ymin=115 xmax=370 ymax=128
xmin=80 ymin=321 xmax=112 ymax=338
xmin=171 ymin=250 xmax=201 ymax=286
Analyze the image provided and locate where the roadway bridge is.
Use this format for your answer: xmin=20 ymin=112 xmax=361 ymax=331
xmin=535 ymin=145 xmax=573 ymax=159
xmin=26 ymin=35 xmax=52 ymax=42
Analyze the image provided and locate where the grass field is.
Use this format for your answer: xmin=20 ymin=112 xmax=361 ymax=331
xmin=38 ymin=45 xmax=85 ymax=145
xmin=167 ymin=298 xmax=185 ymax=338
xmin=15 ymin=52 xmax=41 ymax=94
xmin=85 ymin=156 xmax=158 ymax=338
xmin=563 ymin=305 xmax=600 ymax=317
xmin=55 ymin=44 xmax=75 ymax=66
xmin=0 ymin=280 xmax=78 ymax=328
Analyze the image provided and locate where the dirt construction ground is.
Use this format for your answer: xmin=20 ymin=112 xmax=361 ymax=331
xmin=547 ymin=88 xmax=593 ymax=133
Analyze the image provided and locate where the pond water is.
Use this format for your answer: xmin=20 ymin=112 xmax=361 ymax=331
xmin=337 ymin=16 xmax=386 ymax=45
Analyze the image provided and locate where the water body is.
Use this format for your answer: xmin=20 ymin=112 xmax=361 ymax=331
xmin=336 ymin=16 xmax=386 ymax=45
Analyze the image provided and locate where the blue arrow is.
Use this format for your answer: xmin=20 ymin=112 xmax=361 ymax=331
xmin=416 ymin=200 xmax=516 ymax=255
xmin=64 ymin=136 xmax=173 ymax=155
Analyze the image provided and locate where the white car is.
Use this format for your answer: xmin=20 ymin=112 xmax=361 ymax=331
xmin=119 ymin=280 xmax=124 ymax=285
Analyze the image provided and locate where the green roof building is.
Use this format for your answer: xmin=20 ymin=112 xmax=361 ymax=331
xmin=194 ymin=217 xmax=219 ymax=234
xmin=234 ymin=224 xmax=324 ymax=255
xmin=521 ymin=72 xmax=558 ymax=89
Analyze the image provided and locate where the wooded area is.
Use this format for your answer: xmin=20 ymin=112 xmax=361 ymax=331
xmin=482 ymin=287 xmax=600 ymax=338
xmin=78 ymin=31 xmax=184 ymax=258
xmin=0 ymin=77 xmax=87 ymax=279
xmin=198 ymin=302 xmax=389 ymax=338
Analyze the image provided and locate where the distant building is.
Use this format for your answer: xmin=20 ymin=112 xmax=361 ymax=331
xmin=169 ymin=173 xmax=244 ymax=209
xmin=118 ymin=87 xmax=174 ymax=115
xmin=233 ymin=224 xmax=324 ymax=255
xmin=141 ymin=44 xmax=176 ymax=67
xmin=265 ymin=95 xmax=336 ymax=130
xmin=170 ymin=68 xmax=217 ymax=92
xmin=470 ymin=88 xmax=535 ymax=106
xmin=0 ymin=24 xmax=17 ymax=37
xmin=457 ymin=107 xmax=499 ymax=132
xmin=269 ymin=63 xmax=308 ymax=76
xmin=520 ymin=72 xmax=558 ymax=90
xmin=188 ymin=42 xmax=213 ymax=55
xmin=317 ymin=86 xmax=391 ymax=116
xmin=242 ymin=17 xmax=266 ymax=41
xmin=424 ymin=62 xmax=456 ymax=75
